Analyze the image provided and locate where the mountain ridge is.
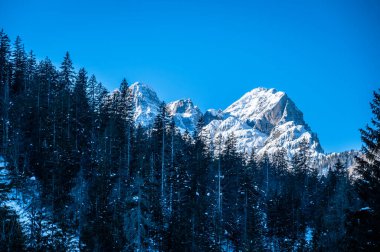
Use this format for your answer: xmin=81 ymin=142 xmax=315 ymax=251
xmin=127 ymin=82 xmax=358 ymax=171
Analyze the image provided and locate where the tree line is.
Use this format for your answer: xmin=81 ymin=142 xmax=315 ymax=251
xmin=0 ymin=30 xmax=379 ymax=251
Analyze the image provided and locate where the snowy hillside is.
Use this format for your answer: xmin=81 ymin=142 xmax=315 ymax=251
xmin=0 ymin=157 xmax=79 ymax=250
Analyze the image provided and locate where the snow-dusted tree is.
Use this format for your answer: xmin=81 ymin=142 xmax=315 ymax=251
xmin=292 ymin=138 xmax=311 ymax=177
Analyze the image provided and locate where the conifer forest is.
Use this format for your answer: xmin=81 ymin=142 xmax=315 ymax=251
xmin=0 ymin=30 xmax=379 ymax=251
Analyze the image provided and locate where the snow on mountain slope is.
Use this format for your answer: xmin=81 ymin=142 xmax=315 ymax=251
xmin=167 ymin=99 xmax=202 ymax=133
xmin=258 ymin=121 xmax=318 ymax=155
xmin=204 ymin=109 xmax=225 ymax=124
xmin=129 ymin=82 xmax=202 ymax=133
xmin=204 ymin=116 xmax=267 ymax=153
xmin=130 ymin=82 xmax=161 ymax=127
xmin=204 ymin=87 xmax=323 ymax=157
xmin=225 ymin=88 xmax=307 ymax=134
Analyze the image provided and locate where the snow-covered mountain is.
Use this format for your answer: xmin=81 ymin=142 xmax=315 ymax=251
xmin=130 ymin=82 xmax=161 ymax=127
xmin=128 ymin=82 xmax=358 ymax=170
xmin=204 ymin=87 xmax=323 ymax=156
xmin=167 ymin=99 xmax=202 ymax=133
xmin=225 ymin=87 xmax=306 ymax=134
xmin=129 ymin=82 xmax=201 ymax=133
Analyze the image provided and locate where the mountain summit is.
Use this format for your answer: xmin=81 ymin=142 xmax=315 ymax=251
xmin=167 ymin=99 xmax=202 ymax=133
xmin=129 ymin=82 xmax=202 ymax=133
xmin=204 ymin=87 xmax=323 ymax=156
xmin=225 ymin=87 xmax=308 ymax=134
xmin=129 ymin=82 xmax=161 ymax=127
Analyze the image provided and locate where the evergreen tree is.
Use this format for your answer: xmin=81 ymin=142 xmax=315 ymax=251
xmin=86 ymin=75 xmax=107 ymax=168
xmin=241 ymin=149 xmax=264 ymax=251
xmin=222 ymin=133 xmax=243 ymax=250
xmin=11 ymin=36 xmax=26 ymax=95
xmin=351 ymin=88 xmax=380 ymax=250
xmin=186 ymin=117 xmax=215 ymax=250
xmin=73 ymin=68 xmax=90 ymax=151
xmin=152 ymin=102 xmax=170 ymax=219
xmin=167 ymin=130 xmax=194 ymax=251
xmin=0 ymin=30 xmax=11 ymax=155
xmin=317 ymin=159 xmax=350 ymax=251
xmin=59 ymin=52 xmax=75 ymax=140
xmin=124 ymin=125 xmax=149 ymax=250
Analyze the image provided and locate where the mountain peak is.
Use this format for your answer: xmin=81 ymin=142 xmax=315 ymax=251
xmin=128 ymin=83 xmax=202 ymax=132
xmin=203 ymin=86 xmax=324 ymax=155
xmin=167 ymin=98 xmax=202 ymax=133
xmin=130 ymin=82 xmax=156 ymax=94
xmin=129 ymin=82 xmax=160 ymax=127
xmin=250 ymin=86 xmax=279 ymax=93
xmin=167 ymin=99 xmax=196 ymax=115
xmin=225 ymin=87 xmax=287 ymax=132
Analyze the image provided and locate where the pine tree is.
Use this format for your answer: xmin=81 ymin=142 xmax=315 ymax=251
xmin=9 ymin=37 xmax=27 ymax=172
xmin=21 ymin=51 xmax=37 ymax=169
xmin=241 ymin=149 xmax=264 ymax=251
xmin=318 ymin=159 xmax=350 ymax=251
xmin=60 ymin=52 xmax=75 ymax=90
xmin=292 ymin=138 xmax=310 ymax=177
xmin=259 ymin=152 xmax=270 ymax=198
xmin=0 ymin=30 xmax=11 ymax=155
xmin=178 ymin=117 xmax=214 ymax=250
xmin=59 ymin=52 xmax=75 ymax=140
xmin=352 ymin=88 xmax=380 ymax=250
xmin=119 ymin=78 xmax=134 ymax=177
xmin=152 ymin=102 xmax=170 ymax=218
xmin=73 ymin=68 xmax=90 ymax=150
xmin=86 ymin=75 xmax=106 ymax=167
xmin=222 ymin=133 xmax=243 ymax=250
xmin=271 ymin=148 xmax=288 ymax=193
xmin=11 ymin=36 xmax=26 ymax=95
xmin=167 ymin=130 xmax=194 ymax=251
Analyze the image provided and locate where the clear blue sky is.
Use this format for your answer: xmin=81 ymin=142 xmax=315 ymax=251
xmin=1 ymin=0 xmax=379 ymax=153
